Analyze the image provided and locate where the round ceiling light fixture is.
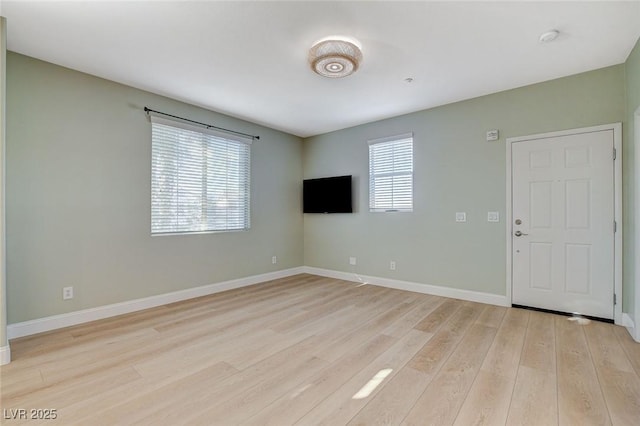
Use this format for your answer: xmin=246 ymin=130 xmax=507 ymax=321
xmin=309 ymin=36 xmax=363 ymax=78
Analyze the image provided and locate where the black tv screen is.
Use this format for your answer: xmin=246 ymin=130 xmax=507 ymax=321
xmin=303 ymin=175 xmax=353 ymax=213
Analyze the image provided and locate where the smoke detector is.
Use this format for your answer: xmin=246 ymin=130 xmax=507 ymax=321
xmin=539 ymin=30 xmax=560 ymax=43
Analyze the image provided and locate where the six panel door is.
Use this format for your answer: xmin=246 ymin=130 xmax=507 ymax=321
xmin=511 ymin=130 xmax=615 ymax=319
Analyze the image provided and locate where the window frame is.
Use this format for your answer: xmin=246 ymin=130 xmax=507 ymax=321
xmin=368 ymin=132 xmax=414 ymax=213
xmin=150 ymin=115 xmax=252 ymax=236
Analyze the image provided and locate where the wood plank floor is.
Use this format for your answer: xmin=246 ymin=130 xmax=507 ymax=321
xmin=1 ymin=274 xmax=639 ymax=425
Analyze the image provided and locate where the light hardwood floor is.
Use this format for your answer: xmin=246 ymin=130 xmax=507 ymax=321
xmin=1 ymin=274 xmax=639 ymax=425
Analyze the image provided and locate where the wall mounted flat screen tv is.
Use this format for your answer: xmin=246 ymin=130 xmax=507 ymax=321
xmin=303 ymin=175 xmax=353 ymax=213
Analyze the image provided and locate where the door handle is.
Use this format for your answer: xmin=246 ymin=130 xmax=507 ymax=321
xmin=514 ymin=230 xmax=529 ymax=237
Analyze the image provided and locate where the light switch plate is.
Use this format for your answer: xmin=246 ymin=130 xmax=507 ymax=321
xmin=455 ymin=212 xmax=466 ymax=222
xmin=487 ymin=211 xmax=500 ymax=222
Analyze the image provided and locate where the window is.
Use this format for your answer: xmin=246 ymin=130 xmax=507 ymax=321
xmin=368 ymin=133 xmax=413 ymax=212
xmin=150 ymin=116 xmax=251 ymax=235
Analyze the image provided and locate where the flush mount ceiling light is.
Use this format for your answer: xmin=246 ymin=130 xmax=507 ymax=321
xmin=309 ymin=36 xmax=363 ymax=78
xmin=539 ymin=29 xmax=560 ymax=43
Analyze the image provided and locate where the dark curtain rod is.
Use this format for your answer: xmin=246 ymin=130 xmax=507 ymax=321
xmin=144 ymin=107 xmax=260 ymax=140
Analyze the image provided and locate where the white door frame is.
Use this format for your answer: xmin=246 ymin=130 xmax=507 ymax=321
xmin=506 ymin=123 xmax=622 ymax=324
xmin=634 ymin=108 xmax=640 ymax=339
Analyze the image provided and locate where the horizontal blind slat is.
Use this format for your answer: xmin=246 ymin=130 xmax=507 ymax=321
xmin=151 ymin=121 xmax=250 ymax=234
xmin=369 ymin=135 xmax=413 ymax=212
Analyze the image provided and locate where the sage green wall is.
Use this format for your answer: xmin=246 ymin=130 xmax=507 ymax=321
xmin=624 ymin=37 xmax=640 ymax=320
xmin=6 ymin=53 xmax=303 ymax=324
xmin=303 ymin=65 xmax=625 ymax=297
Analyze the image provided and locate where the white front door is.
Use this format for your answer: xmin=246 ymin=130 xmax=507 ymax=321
xmin=511 ymin=129 xmax=615 ymax=319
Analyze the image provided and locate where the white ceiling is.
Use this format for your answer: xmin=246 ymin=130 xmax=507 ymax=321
xmin=2 ymin=1 xmax=639 ymax=138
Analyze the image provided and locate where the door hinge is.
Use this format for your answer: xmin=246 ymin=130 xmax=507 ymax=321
xmin=614 ymin=293 xmax=617 ymax=305
xmin=613 ymin=148 xmax=617 ymax=160
xmin=614 ymin=220 xmax=617 ymax=233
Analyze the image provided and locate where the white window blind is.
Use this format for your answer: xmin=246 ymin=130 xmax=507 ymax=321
xmin=150 ymin=116 xmax=251 ymax=235
xmin=368 ymin=133 xmax=413 ymax=212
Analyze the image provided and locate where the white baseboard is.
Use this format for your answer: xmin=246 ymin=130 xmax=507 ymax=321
xmin=622 ymin=313 xmax=639 ymax=342
xmin=303 ymin=266 xmax=510 ymax=307
xmin=5 ymin=263 xmax=633 ymax=345
xmin=0 ymin=344 xmax=10 ymax=365
xmin=7 ymin=267 xmax=305 ymax=340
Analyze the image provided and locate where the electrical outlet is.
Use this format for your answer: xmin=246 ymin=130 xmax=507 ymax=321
xmin=62 ymin=286 xmax=74 ymax=300
xmin=487 ymin=211 xmax=500 ymax=222
xmin=390 ymin=261 xmax=396 ymax=271
xmin=272 ymin=256 xmax=277 ymax=264
xmin=349 ymin=257 xmax=357 ymax=265
xmin=455 ymin=212 xmax=467 ymax=222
